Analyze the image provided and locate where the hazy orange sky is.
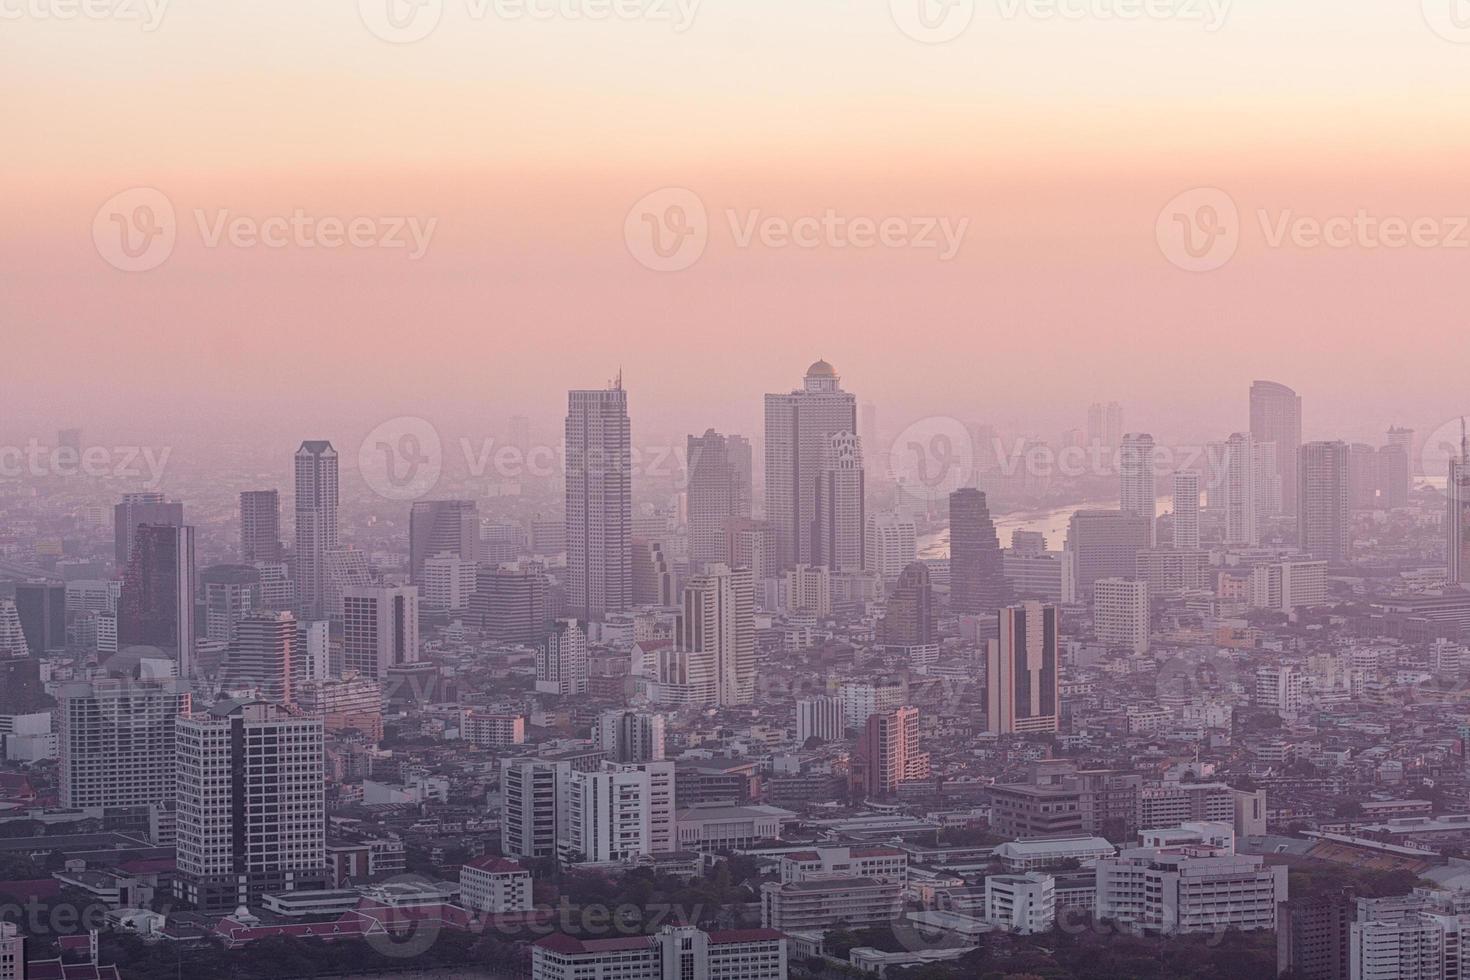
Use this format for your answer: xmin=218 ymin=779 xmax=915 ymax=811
xmin=5 ymin=0 xmax=1470 ymax=449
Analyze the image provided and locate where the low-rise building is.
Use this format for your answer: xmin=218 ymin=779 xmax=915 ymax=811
xmin=532 ymin=926 xmax=786 ymax=980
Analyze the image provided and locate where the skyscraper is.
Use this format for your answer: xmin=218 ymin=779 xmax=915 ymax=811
xmin=13 ymin=580 xmax=65 ymax=655
xmin=174 ymin=701 xmax=328 ymax=912
xmin=409 ymin=499 xmax=480 ymax=584
xmin=1250 ymin=381 xmax=1302 ymax=515
xmin=117 ymin=524 xmax=196 ymax=680
xmin=341 ymin=585 xmax=419 ymax=679
xmin=812 ymin=431 xmax=865 ymax=572
xmin=537 ymin=619 xmax=588 ymax=696
xmin=987 ymin=601 xmax=1060 ymax=735
xmin=1118 ymin=433 xmax=1156 ymax=544
xmin=764 ymin=360 xmax=858 ymax=569
xmin=686 ymin=429 xmax=748 ymax=566
xmin=1211 ymin=433 xmax=1259 ymax=546
xmin=58 ymin=677 xmax=191 ymax=808
xmin=677 ymin=563 xmax=754 ymax=707
xmin=1064 ymin=510 xmax=1152 ymax=597
xmin=294 ymin=441 xmax=339 ymax=621
xmin=1298 ymin=440 xmax=1351 ymax=564
xmin=0 ymin=601 xmax=26 ymax=658
xmin=865 ymin=512 xmax=917 ymax=581
xmin=1171 ymin=471 xmax=1201 ymax=551
xmin=229 ymin=611 xmax=299 ymax=704
xmin=880 ymin=562 xmax=934 ymax=648
xmin=950 ymin=488 xmax=1009 ymax=613
xmin=1087 ymin=401 xmax=1124 ymax=449
xmin=1093 ymin=577 xmax=1149 ymax=654
xmin=200 ymin=564 xmax=262 ymax=645
xmin=469 ymin=565 xmax=550 ymax=643
xmin=565 ymin=382 xmax=632 ymax=621
xmin=1449 ymin=424 xmax=1470 ymax=586
xmin=859 ymin=706 xmax=929 ymax=798
xmin=113 ymin=492 xmax=183 ymax=571
xmin=239 ymin=490 xmax=282 ymax=563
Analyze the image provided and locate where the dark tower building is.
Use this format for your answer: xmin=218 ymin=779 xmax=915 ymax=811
xmin=409 ymin=499 xmax=480 ymax=585
xmin=117 ymin=524 xmax=196 ymax=679
xmin=239 ymin=490 xmax=282 ymax=563
xmin=14 ymin=580 xmax=66 ymax=655
xmin=881 ymin=562 xmax=934 ymax=648
xmin=949 ymin=488 xmax=1009 ymax=614
xmin=114 ymin=492 xmax=183 ymax=572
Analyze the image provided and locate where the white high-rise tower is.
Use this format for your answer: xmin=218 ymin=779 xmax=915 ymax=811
xmin=566 ymin=381 xmax=632 ymax=621
xmin=294 ymin=442 xmax=339 ymax=621
xmin=1119 ymin=433 xmax=1156 ymax=545
xmin=765 ymin=361 xmax=858 ymax=569
xmin=1171 ymin=471 xmax=1201 ymax=551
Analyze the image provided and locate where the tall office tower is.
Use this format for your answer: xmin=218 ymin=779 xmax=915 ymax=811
xmin=1251 ymin=440 xmax=1282 ymax=519
xmin=566 ymin=382 xmax=633 ymax=621
xmin=1250 ymin=381 xmax=1302 ymax=515
xmin=764 ymin=360 xmax=858 ymax=569
xmin=1453 ymin=426 xmax=1470 ymax=586
xmin=880 ymin=562 xmax=934 ymax=648
xmin=1298 ymin=440 xmax=1352 ymax=564
xmin=1093 ymin=578 xmax=1149 ymax=654
xmin=1064 ymin=510 xmax=1152 ymax=597
xmin=13 ymin=580 xmax=65 ymax=655
xmin=687 ymin=429 xmax=745 ymax=565
xmin=469 ymin=565 xmax=550 ymax=643
xmin=409 ymin=500 xmax=480 ymax=585
xmin=1118 ymin=433 xmax=1157 ymax=544
xmin=726 ymin=518 xmax=776 ymax=581
xmin=796 ymin=696 xmax=845 ymax=743
xmin=117 ymin=524 xmax=196 ymax=679
xmin=0 ymin=601 xmax=26 ymax=658
xmin=1387 ymin=425 xmax=1416 ymax=481
xmin=784 ymin=565 xmax=832 ymax=616
xmin=986 ymin=601 xmax=1060 ymax=735
xmin=860 ymin=706 xmax=929 ymax=798
xmin=174 ymin=701 xmax=328 ymax=912
xmin=728 ymin=434 xmax=754 ymax=520
xmin=293 ymin=441 xmax=339 ymax=621
xmin=200 ymin=564 xmax=262 ymax=645
xmin=537 ymin=619 xmax=588 ymax=695
xmin=678 ymin=563 xmax=755 ymax=707
xmin=1171 ymin=471 xmax=1201 ymax=551
xmin=421 ymin=554 xmax=477 ymax=611
xmin=561 ymin=764 xmax=652 ymax=863
xmin=1087 ymin=401 xmax=1124 ymax=448
xmin=1376 ymin=443 xmax=1410 ymax=509
xmin=239 ymin=490 xmax=282 ymax=563
xmin=1211 ymin=432 xmax=1259 ymax=546
xmin=58 ymin=678 xmax=191 ymax=807
xmin=500 ymin=758 xmax=562 ymax=859
xmin=229 ymin=611 xmax=299 ymax=703
xmin=866 ymin=512 xmax=917 ymax=581
xmin=298 ymin=619 xmax=330 ymax=682
xmin=631 ymin=539 xmax=677 ymax=606
xmin=113 ymin=492 xmax=183 ymax=571
xmin=812 ymin=431 xmax=866 ymax=572
xmin=949 ymin=488 xmax=1009 ymax=613
xmin=341 ymin=585 xmax=419 ymax=680
xmin=595 ymin=709 xmax=665 ymax=762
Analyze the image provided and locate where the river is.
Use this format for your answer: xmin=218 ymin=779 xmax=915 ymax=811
xmin=917 ymin=498 xmax=1117 ymax=559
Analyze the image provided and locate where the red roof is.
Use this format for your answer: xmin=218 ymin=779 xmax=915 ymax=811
xmin=534 ymin=934 xmax=654 ymax=954
xmin=708 ymin=929 xmax=785 ymax=944
xmin=463 ymin=855 xmax=525 ymax=874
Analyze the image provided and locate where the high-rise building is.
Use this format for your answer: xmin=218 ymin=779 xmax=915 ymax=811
xmin=341 ymin=585 xmax=419 ymax=680
xmin=114 ymin=492 xmax=183 ymax=571
xmin=687 ymin=430 xmax=751 ymax=566
xmin=560 ymin=764 xmax=654 ymax=863
xmin=812 ymin=431 xmax=865 ymax=572
xmin=631 ymin=538 xmax=677 ymax=606
xmin=1276 ymin=895 xmax=1352 ymax=980
xmin=865 ymin=512 xmax=917 ymax=581
xmin=501 ymin=757 xmax=564 ymax=859
xmin=294 ymin=441 xmax=340 ymax=621
xmin=595 ymin=709 xmax=665 ymax=762
xmin=200 ymin=564 xmax=262 ymax=645
xmin=1087 ymin=401 xmax=1124 ymax=449
xmin=1118 ymin=433 xmax=1156 ymax=543
xmin=950 ymin=488 xmax=1008 ymax=614
xmin=880 ymin=562 xmax=934 ymax=648
xmin=1252 ymin=440 xmax=1282 ymax=520
xmin=796 ymin=696 xmax=844 ymax=743
xmin=987 ymin=601 xmax=1060 ymax=735
xmin=1211 ymin=433 xmax=1259 ymax=546
xmin=1299 ymin=440 xmax=1352 ymax=564
xmin=421 ymin=554 xmax=477 ymax=611
xmin=1451 ymin=424 xmax=1470 ymax=586
xmin=725 ymin=519 xmax=776 ymax=582
xmin=409 ymin=500 xmax=480 ymax=585
xmin=117 ymin=524 xmax=196 ymax=680
xmin=229 ymin=611 xmax=299 ymax=704
xmin=1171 ymin=471 xmax=1201 ymax=551
xmin=1250 ymin=381 xmax=1302 ymax=516
xmin=469 ymin=565 xmax=550 ymax=643
xmin=239 ymin=490 xmax=282 ymax=563
xmin=1064 ymin=510 xmax=1150 ymax=598
xmin=537 ymin=619 xmax=588 ymax=695
xmin=765 ymin=360 xmax=858 ymax=569
xmin=566 ymin=383 xmax=632 ymax=620
xmin=1093 ymin=578 xmax=1149 ymax=654
xmin=13 ymin=580 xmax=65 ymax=655
xmin=174 ymin=701 xmax=328 ymax=912
xmin=859 ymin=706 xmax=929 ymax=798
xmin=58 ymin=677 xmax=190 ymax=808
xmin=677 ymin=564 xmax=755 ymax=707
xmin=0 ymin=601 xmax=26 ymax=658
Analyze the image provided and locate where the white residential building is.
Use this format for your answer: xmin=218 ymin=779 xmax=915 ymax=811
xmin=421 ymin=554 xmax=477 ymax=612
xmin=986 ymin=872 xmax=1056 ymax=935
xmin=459 ymin=856 xmax=532 ymax=914
xmin=796 ymin=695 xmax=844 ymax=743
xmin=1172 ymin=471 xmax=1201 ymax=551
xmin=595 ymin=709 xmax=665 ymax=762
xmin=58 ymin=679 xmax=191 ymax=808
xmin=537 ymin=619 xmax=588 ymax=696
xmin=561 ymin=763 xmax=652 ymax=863
xmin=1256 ymin=665 xmax=1305 ymax=718
xmin=341 ymin=585 xmax=419 ymax=680
xmin=1093 ymin=578 xmax=1149 ymax=654
xmin=866 ymin=512 xmax=917 ymax=581
xmin=533 ymin=925 xmax=786 ymax=980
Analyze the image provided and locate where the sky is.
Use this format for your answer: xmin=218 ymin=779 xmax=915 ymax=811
xmin=4 ymin=0 xmax=1470 ymax=453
